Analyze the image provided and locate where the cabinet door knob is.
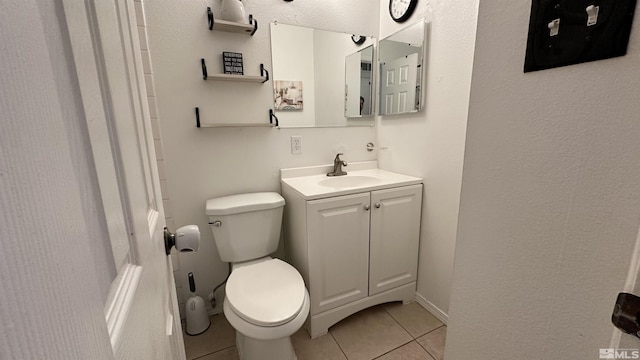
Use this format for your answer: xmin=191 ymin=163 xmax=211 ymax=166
xmin=364 ymin=204 xmax=370 ymax=211
xmin=375 ymin=202 xmax=381 ymax=208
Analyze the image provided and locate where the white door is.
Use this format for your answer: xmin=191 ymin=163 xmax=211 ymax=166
xmin=63 ymin=0 xmax=184 ymax=359
xmin=307 ymin=193 xmax=371 ymax=314
xmin=369 ymin=185 xmax=422 ymax=296
xmin=380 ymin=53 xmax=418 ymax=115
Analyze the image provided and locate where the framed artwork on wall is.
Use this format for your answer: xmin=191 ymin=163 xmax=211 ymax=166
xmin=274 ymin=80 xmax=303 ymax=110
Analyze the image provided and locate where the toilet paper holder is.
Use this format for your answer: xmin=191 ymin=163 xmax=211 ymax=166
xmin=164 ymin=225 xmax=200 ymax=255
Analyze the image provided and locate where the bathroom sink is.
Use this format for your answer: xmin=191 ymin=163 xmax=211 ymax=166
xmin=280 ymin=161 xmax=423 ymax=200
xmin=318 ymin=175 xmax=381 ymax=188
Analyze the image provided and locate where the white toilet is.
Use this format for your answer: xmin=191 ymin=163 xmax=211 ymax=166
xmin=206 ymin=192 xmax=309 ymax=360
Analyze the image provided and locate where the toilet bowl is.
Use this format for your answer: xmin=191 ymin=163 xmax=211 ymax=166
xmin=206 ymin=193 xmax=310 ymax=360
xmin=223 ymin=258 xmax=309 ymax=360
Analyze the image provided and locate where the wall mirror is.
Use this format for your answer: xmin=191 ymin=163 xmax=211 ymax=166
xmin=378 ymin=20 xmax=426 ymax=116
xmin=270 ymin=23 xmax=376 ymax=128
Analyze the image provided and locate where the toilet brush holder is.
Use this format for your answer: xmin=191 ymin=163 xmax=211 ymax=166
xmin=185 ymin=272 xmax=210 ymax=336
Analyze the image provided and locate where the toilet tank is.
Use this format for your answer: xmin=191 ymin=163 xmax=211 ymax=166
xmin=206 ymin=192 xmax=285 ymax=263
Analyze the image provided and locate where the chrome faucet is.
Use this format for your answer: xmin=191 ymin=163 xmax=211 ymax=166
xmin=327 ymin=153 xmax=348 ymax=176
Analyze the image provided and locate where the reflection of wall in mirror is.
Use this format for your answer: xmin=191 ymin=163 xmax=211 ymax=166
xmin=270 ymin=24 xmax=315 ymax=126
xmin=345 ymin=46 xmax=373 ymax=118
xmin=313 ymin=30 xmax=354 ymax=126
xmin=345 ymin=51 xmax=361 ymax=117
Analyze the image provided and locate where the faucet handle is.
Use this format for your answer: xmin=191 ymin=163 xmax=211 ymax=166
xmin=335 ymin=153 xmax=344 ymax=159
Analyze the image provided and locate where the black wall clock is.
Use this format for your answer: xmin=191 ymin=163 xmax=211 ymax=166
xmin=389 ymin=0 xmax=418 ymax=23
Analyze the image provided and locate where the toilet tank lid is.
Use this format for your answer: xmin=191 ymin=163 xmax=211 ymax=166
xmin=206 ymin=192 xmax=285 ymax=216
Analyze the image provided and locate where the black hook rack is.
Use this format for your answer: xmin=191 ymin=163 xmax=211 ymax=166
xmin=260 ymin=64 xmax=269 ymax=83
xmin=249 ymin=15 xmax=258 ymax=36
xmin=269 ymin=110 xmax=279 ymax=127
xmin=201 ymin=58 xmax=208 ymax=80
xmin=207 ymin=7 xmax=214 ymax=30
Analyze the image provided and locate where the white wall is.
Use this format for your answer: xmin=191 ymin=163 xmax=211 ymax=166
xmin=376 ymin=0 xmax=479 ymax=320
xmin=0 ymin=1 xmax=115 ymax=358
xmin=447 ymin=2 xmax=640 ymax=359
xmin=144 ymin=0 xmax=379 ymax=316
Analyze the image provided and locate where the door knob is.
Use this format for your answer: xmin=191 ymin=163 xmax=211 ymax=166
xmin=364 ymin=204 xmax=370 ymax=211
xmin=612 ymin=292 xmax=640 ymax=338
xmin=375 ymin=202 xmax=381 ymax=208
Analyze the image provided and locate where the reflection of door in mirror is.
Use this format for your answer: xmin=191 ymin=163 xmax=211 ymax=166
xmin=380 ymin=53 xmax=418 ymax=115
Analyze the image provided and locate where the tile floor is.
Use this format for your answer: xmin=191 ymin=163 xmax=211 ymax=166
xmin=183 ymin=301 xmax=446 ymax=360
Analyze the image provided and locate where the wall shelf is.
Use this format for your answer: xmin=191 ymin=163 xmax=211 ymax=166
xmin=206 ymin=74 xmax=266 ymax=83
xmin=201 ymin=59 xmax=269 ymax=83
xmin=195 ymin=107 xmax=279 ymax=128
xmin=207 ymin=7 xmax=257 ymax=35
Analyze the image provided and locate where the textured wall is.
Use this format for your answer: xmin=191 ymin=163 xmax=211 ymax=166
xmin=0 ymin=1 xmax=115 ymax=358
xmin=447 ymin=1 xmax=640 ymax=359
xmin=143 ymin=0 xmax=380 ymax=316
xmin=376 ymin=0 xmax=479 ymax=320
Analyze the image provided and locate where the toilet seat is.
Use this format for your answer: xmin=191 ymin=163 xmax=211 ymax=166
xmin=226 ymin=259 xmax=306 ymax=327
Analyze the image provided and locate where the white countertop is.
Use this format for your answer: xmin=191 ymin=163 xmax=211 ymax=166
xmin=280 ymin=161 xmax=423 ymax=200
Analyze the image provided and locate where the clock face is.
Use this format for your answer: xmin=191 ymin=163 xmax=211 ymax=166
xmin=389 ymin=0 xmax=417 ymax=23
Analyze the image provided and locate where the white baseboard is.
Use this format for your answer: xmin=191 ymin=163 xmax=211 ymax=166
xmin=415 ymin=292 xmax=448 ymax=325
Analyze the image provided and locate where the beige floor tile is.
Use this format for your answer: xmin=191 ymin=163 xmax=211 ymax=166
xmin=376 ymin=341 xmax=435 ymax=360
xmin=416 ymin=326 xmax=446 ymax=360
xmin=384 ymin=302 xmax=444 ymax=338
xmin=183 ymin=315 xmax=236 ymax=360
xmin=197 ymin=346 xmax=239 ymax=360
xmin=330 ymin=305 xmax=413 ymax=360
xmin=291 ymin=328 xmax=347 ymax=360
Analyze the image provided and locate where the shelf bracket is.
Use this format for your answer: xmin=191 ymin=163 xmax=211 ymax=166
xmin=207 ymin=7 xmax=214 ymax=30
xmin=260 ymin=64 xmax=269 ymax=83
xmin=249 ymin=14 xmax=258 ymax=36
xmin=201 ymin=58 xmax=208 ymax=80
xmin=269 ymin=109 xmax=279 ymax=127
xmin=195 ymin=107 xmax=201 ymax=128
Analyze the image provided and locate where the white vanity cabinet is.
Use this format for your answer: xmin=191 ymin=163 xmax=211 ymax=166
xmin=368 ymin=185 xmax=422 ymax=295
xmin=307 ymin=192 xmax=371 ymax=314
xmin=281 ymin=166 xmax=422 ymax=338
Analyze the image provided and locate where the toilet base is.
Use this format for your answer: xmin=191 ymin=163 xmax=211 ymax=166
xmin=236 ymin=331 xmax=297 ymax=360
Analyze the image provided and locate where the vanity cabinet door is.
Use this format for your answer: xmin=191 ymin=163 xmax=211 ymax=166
xmin=307 ymin=192 xmax=370 ymax=315
xmin=369 ymin=184 xmax=422 ymax=296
